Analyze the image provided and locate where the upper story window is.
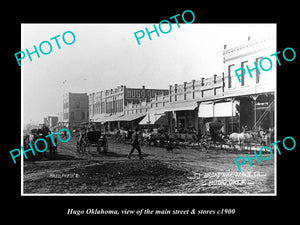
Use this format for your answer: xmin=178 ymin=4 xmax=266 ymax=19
xmin=70 ymin=112 xmax=74 ymax=121
xmin=256 ymin=57 xmax=263 ymax=84
xmin=228 ymin=64 xmax=234 ymax=88
xmin=241 ymin=61 xmax=248 ymax=86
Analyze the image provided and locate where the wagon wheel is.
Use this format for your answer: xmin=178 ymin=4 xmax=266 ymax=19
xmin=80 ymin=140 xmax=86 ymax=153
xmin=103 ymin=140 xmax=108 ymax=153
xmin=76 ymin=140 xmax=82 ymax=152
xmin=97 ymin=139 xmax=104 ymax=153
xmin=50 ymin=144 xmax=57 ymax=159
xmin=77 ymin=140 xmax=83 ymax=153
xmin=53 ymin=140 xmax=57 ymax=156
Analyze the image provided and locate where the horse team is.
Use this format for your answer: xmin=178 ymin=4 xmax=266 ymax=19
xmin=229 ymin=129 xmax=273 ymax=151
xmin=110 ymin=127 xmax=274 ymax=151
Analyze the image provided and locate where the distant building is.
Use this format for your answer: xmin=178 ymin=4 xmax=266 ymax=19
xmin=43 ymin=116 xmax=58 ymax=131
xmin=63 ymin=92 xmax=89 ymax=131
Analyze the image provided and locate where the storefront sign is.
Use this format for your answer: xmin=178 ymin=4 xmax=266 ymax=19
xmin=126 ymin=89 xmax=168 ymax=100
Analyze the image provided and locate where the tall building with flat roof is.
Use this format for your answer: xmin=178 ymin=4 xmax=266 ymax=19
xmin=63 ymin=92 xmax=89 ymax=131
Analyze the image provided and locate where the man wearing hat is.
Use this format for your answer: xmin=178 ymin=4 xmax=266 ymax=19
xmin=127 ymin=127 xmax=143 ymax=160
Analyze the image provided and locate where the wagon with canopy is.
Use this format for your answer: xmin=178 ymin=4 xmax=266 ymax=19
xmin=77 ymin=130 xmax=108 ymax=153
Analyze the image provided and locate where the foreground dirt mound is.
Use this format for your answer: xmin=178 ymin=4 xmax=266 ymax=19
xmin=24 ymin=160 xmax=192 ymax=194
xmin=23 ymin=140 xmax=275 ymax=194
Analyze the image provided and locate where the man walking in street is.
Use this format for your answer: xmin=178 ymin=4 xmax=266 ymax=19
xmin=127 ymin=128 xmax=143 ymax=160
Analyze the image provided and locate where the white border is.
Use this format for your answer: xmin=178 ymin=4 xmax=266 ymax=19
xmin=21 ymin=23 xmax=277 ymax=197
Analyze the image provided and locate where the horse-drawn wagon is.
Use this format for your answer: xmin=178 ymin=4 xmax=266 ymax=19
xmin=77 ymin=130 xmax=108 ymax=153
xmin=203 ymin=121 xmax=226 ymax=149
xmin=25 ymin=128 xmax=57 ymax=160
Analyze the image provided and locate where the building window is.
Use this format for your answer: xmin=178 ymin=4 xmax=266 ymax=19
xmin=241 ymin=61 xmax=248 ymax=86
xmin=75 ymin=102 xmax=80 ymax=108
xmin=70 ymin=112 xmax=74 ymax=121
xmin=256 ymin=57 xmax=263 ymax=83
xmin=89 ymin=105 xmax=93 ymax=116
xmin=64 ymin=102 xmax=69 ymax=109
xmin=81 ymin=112 xmax=85 ymax=120
xmin=228 ymin=64 xmax=234 ymax=88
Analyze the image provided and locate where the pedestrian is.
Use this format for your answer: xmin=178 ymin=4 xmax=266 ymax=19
xmin=127 ymin=128 xmax=143 ymax=160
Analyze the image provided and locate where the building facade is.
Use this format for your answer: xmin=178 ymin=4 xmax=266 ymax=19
xmin=63 ymin=92 xmax=89 ymax=131
xmin=119 ymin=37 xmax=276 ymax=134
xmin=89 ymin=85 xmax=169 ymax=130
xmin=122 ymin=75 xmax=224 ymax=133
xmin=222 ymin=37 xmax=276 ymax=132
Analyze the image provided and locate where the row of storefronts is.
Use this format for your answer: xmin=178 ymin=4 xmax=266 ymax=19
xmin=85 ymin=37 xmax=275 ymax=135
xmin=88 ymin=93 xmax=274 ymax=136
xmin=110 ymin=92 xmax=274 ymax=135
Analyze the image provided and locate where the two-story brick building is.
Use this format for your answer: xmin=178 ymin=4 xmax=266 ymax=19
xmin=89 ymin=85 xmax=169 ymax=130
xmin=135 ymin=75 xmax=225 ymax=133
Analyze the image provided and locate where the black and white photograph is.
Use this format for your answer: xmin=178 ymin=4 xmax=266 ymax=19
xmin=21 ymin=23 xmax=277 ymax=195
xmin=3 ymin=3 xmax=300 ymax=221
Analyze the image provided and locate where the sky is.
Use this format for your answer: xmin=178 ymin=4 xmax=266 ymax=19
xmin=22 ymin=23 xmax=276 ymax=125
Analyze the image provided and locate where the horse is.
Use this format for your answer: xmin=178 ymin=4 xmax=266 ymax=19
xmin=118 ymin=129 xmax=128 ymax=143
xmin=229 ymin=132 xmax=254 ymax=151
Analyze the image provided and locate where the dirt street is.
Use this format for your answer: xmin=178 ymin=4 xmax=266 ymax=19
xmin=23 ymin=137 xmax=275 ymax=194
